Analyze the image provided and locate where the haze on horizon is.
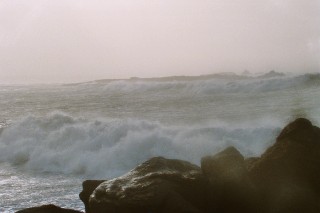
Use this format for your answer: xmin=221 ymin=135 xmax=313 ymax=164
xmin=0 ymin=0 xmax=319 ymax=84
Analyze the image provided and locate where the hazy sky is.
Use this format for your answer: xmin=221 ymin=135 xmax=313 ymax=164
xmin=0 ymin=0 xmax=319 ymax=83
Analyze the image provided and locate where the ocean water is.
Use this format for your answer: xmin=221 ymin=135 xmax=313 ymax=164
xmin=0 ymin=72 xmax=320 ymax=212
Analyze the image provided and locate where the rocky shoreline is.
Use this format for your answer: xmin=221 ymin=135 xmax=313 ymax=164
xmin=16 ymin=118 xmax=320 ymax=213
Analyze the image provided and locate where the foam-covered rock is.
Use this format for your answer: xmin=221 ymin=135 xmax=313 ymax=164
xmin=249 ymin=118 xmax=320 ymax=212
xmin=15 ymin=204 xmax=82 ymax=213
xmin=89 ymin=157 xmax=208 ymax=213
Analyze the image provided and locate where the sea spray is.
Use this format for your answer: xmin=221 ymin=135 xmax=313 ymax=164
xmin=0 ymin=112 xmax=279 ymax=179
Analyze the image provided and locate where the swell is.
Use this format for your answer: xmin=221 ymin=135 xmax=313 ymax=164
xmin=0 ymin=113 xmax=280 ymax=178
xmin=77 ymin=73 xmax=320 ymax=95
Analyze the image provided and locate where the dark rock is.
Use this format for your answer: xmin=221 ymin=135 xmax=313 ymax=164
xmin=201 ymin=146 xmax=246 ymax=181
xmin=89 ymin=157 xmax=208 ymax=213
xmin=249 ymin=118 xmax=320 ymax=212
xmin=15 ymin=204 xmax=82 ymax=213
xmin=201 ymin=146 xmax=257 ymax=213
xmin=78 ymin=118 xmax=320 ymax=213
xmin=259 ymin=70 xmax=285 ymax=78
xmin=244 ymin=157 xmax=260 ymax=171
xmin=79 ymin=180 xmax=105 ymax=213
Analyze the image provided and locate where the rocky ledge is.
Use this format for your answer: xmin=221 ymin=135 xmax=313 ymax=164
xmin=15 ymin=204 xmax=82 ymax=213
xmin=17 ymin=118 xmax=320 ymax=213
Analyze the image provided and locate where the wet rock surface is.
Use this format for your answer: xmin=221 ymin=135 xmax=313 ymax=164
xmin=89 ymin=157 xmax=208 ymax=213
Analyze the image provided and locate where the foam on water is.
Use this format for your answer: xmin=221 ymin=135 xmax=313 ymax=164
xmin=0 ymin=112 xmax=279 ymax=179
xmin=0 ymin=163 xmax=83 ymax=212
xmin=0 ymin=72 xmax=320 ymax=212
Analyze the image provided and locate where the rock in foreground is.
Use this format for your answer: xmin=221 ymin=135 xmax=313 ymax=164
xmin=79 ymin=180 xmax=105 ymax=213
xmin=84 ymin=118 xmax=320 ymax=213
xmin=249 ymin=118 xmax=320 ymax=212
xmin=15 ymin=204 xmax=82 ymax=213
xmin=201 ymin=146 xmax=257 ymax=213
xmin=89 ymin=157 xmax=208 ymax=213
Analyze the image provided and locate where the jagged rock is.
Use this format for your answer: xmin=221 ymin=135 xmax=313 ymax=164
xmin=79 ymin=118 xmax=320 ymax=213
xmin=249 ymin=118 xmax=320 ymax=212
xmin=201 ymin=146 xmax=257 ymax=213
xmin=88 ymin=157 xmax=208 ymax=213
xmin=201 ymin=146 xmax=246 ymax=181
xmin=15 ymin=204 xmax=82 ymax=213
xmin=79 ymin=180 xmax=105 ymax=213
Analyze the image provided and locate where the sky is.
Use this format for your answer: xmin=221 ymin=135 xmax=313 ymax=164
xmin=0 ymin=0 xmax=320 ymax=84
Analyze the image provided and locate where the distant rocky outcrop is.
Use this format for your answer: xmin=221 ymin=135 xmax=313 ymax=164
xmin=259 ymin=70 xmax=285 ymax=78
xmin=16 ymin=118 xmax=320 ymax=213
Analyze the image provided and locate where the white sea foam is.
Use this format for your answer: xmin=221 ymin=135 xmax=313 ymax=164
xmin=0 ymin=112 xmax=280 ymax=179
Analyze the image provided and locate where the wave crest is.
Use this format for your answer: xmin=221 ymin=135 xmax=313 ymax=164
xmin=0 ymin=113 xmax=279 ymax=178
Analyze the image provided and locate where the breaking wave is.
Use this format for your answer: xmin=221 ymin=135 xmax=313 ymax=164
xmin=0 ymin=113 xmax=280 ymax=178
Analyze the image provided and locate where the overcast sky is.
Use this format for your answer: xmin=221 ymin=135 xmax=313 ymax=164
xmin=0 ymin=0 xmax=319 ymax=84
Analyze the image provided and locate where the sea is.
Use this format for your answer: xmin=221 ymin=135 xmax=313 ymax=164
xmin=1 ymin=72 xmax=320 ymax=212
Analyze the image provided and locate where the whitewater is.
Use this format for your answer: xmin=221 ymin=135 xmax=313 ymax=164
xmin=1 ymin=72 xmax=320 ymax=212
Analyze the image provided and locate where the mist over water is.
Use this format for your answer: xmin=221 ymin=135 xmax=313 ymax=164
xmin=1 ymin=1 xmax=320 ymax=211
xmin=0 ymin=72 xmax=320 ymax=212
xmin=1 ymin=0 xmax=320 ymax=83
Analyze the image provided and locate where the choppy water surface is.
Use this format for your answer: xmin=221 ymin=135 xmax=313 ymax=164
xmin=0 ymin=72 xmax=320 ymax=212
xmin=0 ymin=163 xmax=83 ymax=212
